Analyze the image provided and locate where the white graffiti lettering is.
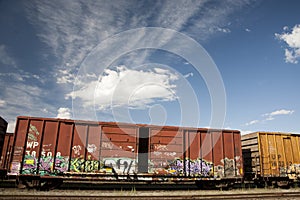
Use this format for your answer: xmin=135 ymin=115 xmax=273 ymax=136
xmin=87 ymin=144 xmax=97 ymax=153
xmin=27 ymin=141 xmax=39 ymax=149
xmin=102 ymin=142 xmax=113 ymax=149
xmin=72 ymin=145 xmax=82 ymax=156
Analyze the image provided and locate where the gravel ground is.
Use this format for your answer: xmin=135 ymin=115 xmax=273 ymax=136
xmin=1 ymin=188 xmax=300 ymax=196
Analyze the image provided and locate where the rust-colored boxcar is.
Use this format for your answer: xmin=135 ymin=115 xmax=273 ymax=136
xmin=0 ymin=133 xmax=13 ymax=177
xmin=0 ymin=133 xmax=14 ymax=169
xmin=242 ymin=132 xmax=300 ymax=186
xmin=9 ymin=116 xmax=243 ymax=188
xmin=0 ymin=116 xmax=8 ymax=157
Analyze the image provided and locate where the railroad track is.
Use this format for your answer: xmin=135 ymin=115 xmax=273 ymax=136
xmin=1 ymin=192 xmax=300 ymax=200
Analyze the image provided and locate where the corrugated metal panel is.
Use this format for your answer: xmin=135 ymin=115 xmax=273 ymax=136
xmin=9 ymin=116 xmax=242 ymax=180
xmin=0 ymin=117 xmax=8 ymax=165
xmin=242 ymin=132 xmax=300 ymax=179
xmin=0 ymin=133 xmax=13 ymax=170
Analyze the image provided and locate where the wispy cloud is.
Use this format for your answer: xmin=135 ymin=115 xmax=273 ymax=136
xmin=0 ymin=0 xmax=252 ymax=125
xmin=275 ymin=24 xmax=300 ymax=64
xmin=24 ymin=0 xmax=253 ymax=86
xmin=245 ymin=109 xmax=295 ymax=126
xmin=263 ymin=109 xmax=295 ymax=121
xmin=0 ymin=44 xmax=17 ymax=67
xmin=183 ymin=72 xmax=193 ymax=79
xmin=245 ymin=120 xmax=259 ymax=126
xmin=0 ymin=99 xmax=6 ymax=107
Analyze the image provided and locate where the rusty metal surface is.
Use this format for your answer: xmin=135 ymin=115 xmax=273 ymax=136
xmin=9 ymin=116 xmax=243 ymax=181
xmin=0 ymin=133 xmax=13 ymax=170
xmin=0 ymin=117 xmax=8 ymax=160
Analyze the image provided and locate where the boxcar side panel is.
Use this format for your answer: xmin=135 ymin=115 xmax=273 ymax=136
xmin=101 ymin=126 xmax=138 ymax=174
xmin=70 ymin=124 xmax=87 ymax=173
xmin=10 ymin=118 xmax=29 ymax=175
xmin=291 ymin=135 xmax=300 ymax=163
xmin=234 ymin=132 xmax=243 ymax=177
xmin=86 ymin=125 xmax=101 ymax=172
xmin=187 ymin=130 xmax=200 ymax=176
xmin=0 ymin=117 xmax=8 ymax=156
xmin=223 ymin=132 xmax=235 ymax=177
xmin=22 ymin=120 xmax=44 ymax=175
xmin=259 ymin=133 xmax=270 ymax=176
xmin=149 ymin=128 xmax=183 ymax=175
xmin=38 ymin=121 xmax=59 ymax=175
xmin=200 ymin=131 xmax=213 ymax=177
xmin=243 ymin=132 xmax=300 ymax=181
xmin=0 ymin=133 xmax=13 ymax=170
xmin=55 ymin=122 xmax=73 ymax=174
xmin=211 ymin=131 xmax=224 ymax=178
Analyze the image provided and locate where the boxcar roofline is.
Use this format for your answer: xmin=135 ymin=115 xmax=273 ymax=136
xmin=16 ymin=116 xmax=240 ymax=132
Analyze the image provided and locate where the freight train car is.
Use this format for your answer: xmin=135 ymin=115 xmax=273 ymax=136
xmin=0 ymin=116 xmax=9 ymax=178
xmin=242 ymin=132 xmax=300 ymax=187
xmin=0 ymin=117 xmax=8 ymax=156
xmin=9 ymin=116 xmax=243 ymax=189
xmin=0 ymin=132 xmax=14 ymax=178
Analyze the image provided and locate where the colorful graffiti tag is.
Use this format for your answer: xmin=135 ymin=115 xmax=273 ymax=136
xmin=70 ymin=155 xmax=100 ymax=172
xmin=103 ymin=157 xmax=137 ymax=174
xmin=155 ymin=158 xmax=214 ymax=177
xmin=20 ymin=155 xmax=240 ymax=178
xmin=22 ymin=155 xmax=69 ymax=175
xmin=214 ymin=157 xmax=240 ymax=178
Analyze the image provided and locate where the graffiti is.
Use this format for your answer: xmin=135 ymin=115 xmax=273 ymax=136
xmin=22 ymin=154 xmax=37 ymax=174
xmin=27 ymin=141 xmax=39 ymax=149
xmin=154 ymin=144 xmax=168 ymax=151
xmin=21 ymin=153 xmax=68 ymax=175
xmin=164 ymin=152 xmax=177 ymax=157
xmin=87 ymin=144 xmax=97 ymax=153
xmin=214 ymin=157 xmax=240 ymax=178
xmin=103 ymin=158 xmax=137 ymax=174
xmin=39 ymin=156 xmax=53 ymax=175
xmin=9 ymin=162 xmax=21 ymax=175
xmin=102 ymin=142 xmax=113 ymax=149
xmin=28 ymin=124 xmax=39 ymax=141
xmin=70 ymin=155 xmax=100 ymax=172
xmin=54 ymin=156 xmax=69 ymax=173
xmin=72 ymin=145 xmax=82 ymax=156
xmin=153 ymin=151 xmax=177 ymax=157
xmin=160 ymin=158 xmax=213 ymax=176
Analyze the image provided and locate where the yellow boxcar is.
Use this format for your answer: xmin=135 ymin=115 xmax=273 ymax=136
xmin=242 ymin=132 xmax=300 ymax=185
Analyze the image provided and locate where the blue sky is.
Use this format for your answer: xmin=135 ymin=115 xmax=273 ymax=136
xmin=0 ymin=0 xmax=300 ymax=134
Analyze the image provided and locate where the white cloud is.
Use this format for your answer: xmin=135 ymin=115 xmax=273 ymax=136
xmin=245 ymin=109 xmax=295 ymax=126
xmin=240 ymin=130 xmax=253 ymax=135
xmin=56 ymin=107 xmax=72 ymax=119
xmin=67 ymin=66 xmax=179 ymax=110
xmin=216 ymin=27 xmax=231 ymax=33
xmin=183 ymin=72 xmax=193 ymax=79
xmin=283 ymin=26 xmax=289 ymax=31
xmin=0 ymin=44 xmax=17 ymax=67
xmin=245 ymin=120 xmax=259 ymax=126
xmin=56 ymin=69 xmax=76 ymax=84
xmin=0 ymin=99 xmax=6 ymax=107
xmin=24 ymin=0 xmax=251 ymax=87
xmin=245 ymin=28 xmax=251 ymax=32
xmin=275 ymin=24 xmax=300 ymax=64
xmin=264 ymin=109 xmax=295 ymax=117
